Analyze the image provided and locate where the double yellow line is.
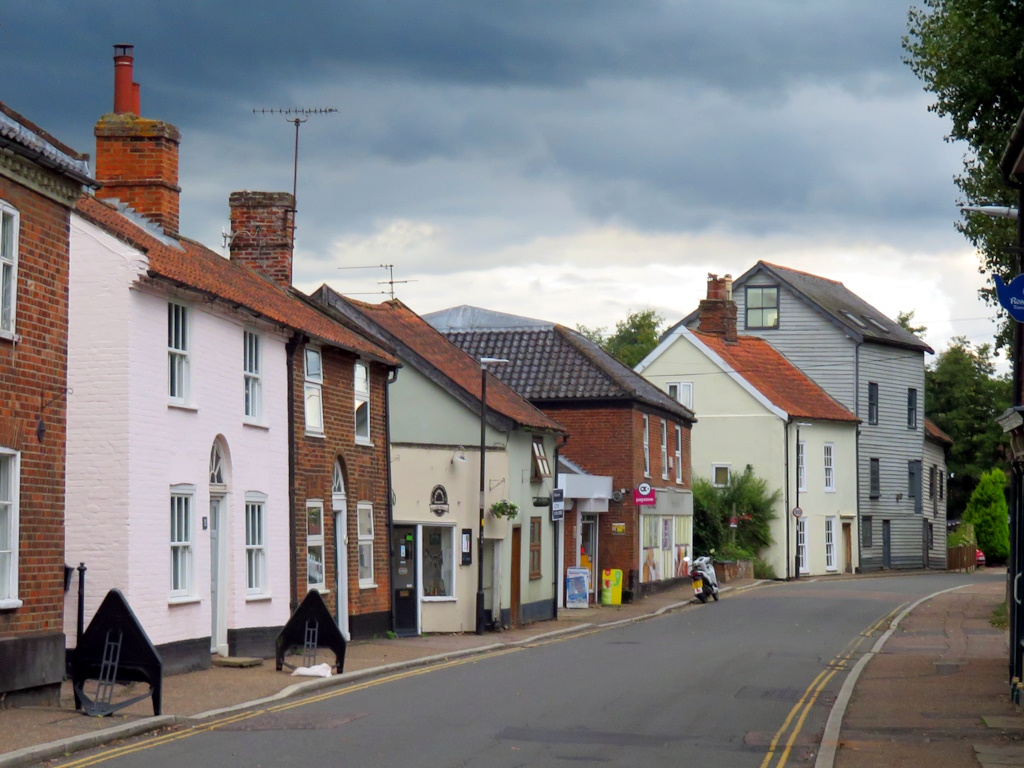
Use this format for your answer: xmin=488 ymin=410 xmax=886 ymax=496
xmin=57 ymin=648 xmax=523 ymax=768
xmin=758 ymin=602 xmax=906 ymax=768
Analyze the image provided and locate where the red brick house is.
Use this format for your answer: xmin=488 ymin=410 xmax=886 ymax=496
xmin=0 ymin=102 xmax=96 ymax=703
xmin=427 ymin=307 xmax=696 ymax=602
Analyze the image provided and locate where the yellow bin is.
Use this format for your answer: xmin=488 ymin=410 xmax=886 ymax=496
xmin=600 ymin=568 xmax=623 ymax=605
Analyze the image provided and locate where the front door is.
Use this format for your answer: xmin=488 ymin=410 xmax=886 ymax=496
xmin=511 ymin=527 xmax=522 ymax=627
xmin=333 ymin=500 xmax=350 ymax=641
xmin=882 ymin=520 xmax=892 ymax=569
xmin=843 ymin=522 xmax=853 ymax=574
xmin=209 ymin=497 xmax=225 ymax=654
xmin=581 ymin=515 xmax=598 ymax=598
xmin=391 ymin=525 xmax=418 ymax=636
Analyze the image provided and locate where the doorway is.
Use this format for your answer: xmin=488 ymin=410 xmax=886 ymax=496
xmin=842 ymin=522 xmax=852 ymax=574
xmin=511 ymin=527 xmax=522 ymax=627
xmin=882 ymin=520 xmax=892 ymax=569
xmin=332 ymin=461 xmax=350 ymax=641
xmin=391 ymin=525 xmax=418 ymax=636
xmin=581 ymin=515 xmax=598 ymax=598
xmin=209 ymin=496 xmax=226 ymax=654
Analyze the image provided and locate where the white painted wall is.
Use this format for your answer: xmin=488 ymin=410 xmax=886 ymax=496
xmin=66 ymin=215 xmax=291 ymax=651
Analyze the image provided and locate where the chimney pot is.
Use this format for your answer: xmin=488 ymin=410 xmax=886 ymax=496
xmin=113 ymin=44 xmax=136 ymax=115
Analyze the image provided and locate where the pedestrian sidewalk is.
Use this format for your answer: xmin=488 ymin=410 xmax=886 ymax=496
xmin=832 ymin=574 xmax=1024 ymax=768
xmin=0 ymin=578 xmax=734 ymax=767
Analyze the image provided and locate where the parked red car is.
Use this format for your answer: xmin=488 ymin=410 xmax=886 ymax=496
xmin=976 ymin=549 xmax=986 ymax=567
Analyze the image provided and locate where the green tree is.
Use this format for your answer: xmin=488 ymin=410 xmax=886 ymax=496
xmin=903 ymin=0 xmax=1024 ymax=352
xmin=577 ymin=308 xmax=664 ymax=369
xmin=963 ymin=468 xmax=1010 ymax=562
xmin=691 ymin=468 xmax=780 ymax=559
xmin=896 ymin=310 xmax=927 ymax=338
xmin=926 ymin=336 xmax=1011 ymax=516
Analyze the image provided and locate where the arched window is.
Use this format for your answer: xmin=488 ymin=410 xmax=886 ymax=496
xmin=210 ymin=442 xmax=225 ymax=488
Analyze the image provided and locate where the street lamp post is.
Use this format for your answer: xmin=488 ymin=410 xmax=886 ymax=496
xmin=477 ymin=357 xmax=510 ymax=635
xmin=793 ymin=422 xmax=812 ymax=580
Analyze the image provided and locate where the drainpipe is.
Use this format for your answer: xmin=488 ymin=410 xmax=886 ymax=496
xmin=286 ymin=332 xmax=302 ymax=613
xmin=784 ymin=418 xmax=792 ymax=580
xmin=385 ymin=366 xmax=399 ymax=634
xmin=855 ymin=342 xmax=862 ymax=574
xmin=552 ymin=433 xmax=569 ymax=619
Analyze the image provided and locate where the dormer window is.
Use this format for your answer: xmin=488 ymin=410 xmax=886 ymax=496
xmin=745 ymin=286 xmax=779 ymax=329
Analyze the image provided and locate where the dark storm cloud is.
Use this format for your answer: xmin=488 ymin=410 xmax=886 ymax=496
xmin=1 ymin=0 xmax=961 ymax=268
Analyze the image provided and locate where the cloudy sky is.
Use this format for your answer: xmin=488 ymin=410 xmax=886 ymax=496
xmin=2 ymin=2 xmax=1001 ymax=364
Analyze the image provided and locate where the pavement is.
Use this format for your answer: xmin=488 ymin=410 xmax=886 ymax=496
xmin=0 ymin=570 xmax=1020 ymax=768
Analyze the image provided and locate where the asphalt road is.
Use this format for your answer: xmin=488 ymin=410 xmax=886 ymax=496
xmin=49 ymin=571 xmax=1001 ymax=768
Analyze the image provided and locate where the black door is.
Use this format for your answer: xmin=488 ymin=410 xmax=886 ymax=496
xmin=392 ymin=525 xmax=418 ymax=636
xmin=882 ymin=520 xmax=892 ymax=569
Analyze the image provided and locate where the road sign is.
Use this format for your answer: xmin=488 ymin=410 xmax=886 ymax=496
xmin=792 ymin=506 xmax=803 ymax=518
xmin=551 ymin=488 xmax=564 ymax=522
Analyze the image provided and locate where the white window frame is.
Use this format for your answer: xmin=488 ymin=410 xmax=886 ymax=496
xmin=675 ymin=425 xmax=683 ymax=484
xmin=304 ymin=347 xmax=324 ymax=435
xmin=422 ymin=524 xmax=456 ymax=600
xmin=797 ymin=517 xmax=808 ymax=574
xmin=306 ymin=499 xmax=326 ymax=591
xmin=169 ymin=486 xmax=195 ymax=599
xmin=0 ymin=202 xmax=19 ymax=338
xmin=245 ymin=493 xmax=268 ymax=595
xmin=531 ymin=436 xmax=552 ymax=480
xmin=243 ymin=330 xmax=262 ymax=423
xmin=167 ymin=301 xmax=190 ymax=404
xmin=0 ymin=448 xmax=21 ymax=608
xmin=797 ymin=440 xmax=806 ymax=492
xmin=357 ymin=501 xmax=375 ymax=587
xmin=712 ymin=464 xmax=731 ymax=487
xmin=667 ymin=381 xmax=693 ymax=410
xmin=660 ymin=420 xmax=669 ymax=480
xmin=643 ymin=414 xmax=650 ymax=478
xmin=825 ymin=516 xmax=837 ymax=572
xmin=354 ymin=360 xmax=370 ymax=444
xmin=823 ymin=442 xmax=835 ymax=493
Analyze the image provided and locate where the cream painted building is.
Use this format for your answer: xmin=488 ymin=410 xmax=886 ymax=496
xmin=636 ymin=276 xmax=860 ymax=578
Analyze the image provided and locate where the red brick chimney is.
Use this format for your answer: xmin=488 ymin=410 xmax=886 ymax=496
xmin=94 ymin=44 xmax=182 ymax=234
xmin=698 ymin=273 xmax=738 ymax=343
xmin=228 ymin=191 xmax=296 ymax=287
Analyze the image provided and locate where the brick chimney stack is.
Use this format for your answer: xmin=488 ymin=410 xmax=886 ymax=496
xmin=94 ymin=44 xmax=182 ymax=233
xmin=697 ymin=273 xmax=738 ymax=344
xmin=228 ymin=191 xmax=296 ymax=288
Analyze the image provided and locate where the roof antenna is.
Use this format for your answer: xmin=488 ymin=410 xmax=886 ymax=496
xmin=338 ymin=264 xmax=417 ymax=300
xmin=253 ymin=107 xmax=338 ymax=246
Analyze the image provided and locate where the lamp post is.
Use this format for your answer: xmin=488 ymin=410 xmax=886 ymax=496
xmin=793 ymin=422 xmax=812 ymax=580
xmin=477 ymin=357 xmax=510 ymax=635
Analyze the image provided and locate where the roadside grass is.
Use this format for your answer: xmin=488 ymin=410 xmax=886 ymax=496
xmin=992 ymin=601 xmax=1008 ymax=630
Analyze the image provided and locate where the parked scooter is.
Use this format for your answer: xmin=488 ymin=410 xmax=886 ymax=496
xmin=686 ymin=554 xmax=719 ymax=603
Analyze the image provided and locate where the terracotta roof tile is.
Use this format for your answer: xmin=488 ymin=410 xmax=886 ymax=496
xmin=925 ymin=418 xmax=953 ymax=446
xmin=74 ymin=195 xmax=396 ymax=365
xmin=319 ymin=292 xmax=564 ymax=433
xmin=695 ymin=332 xmax=857 ymax=423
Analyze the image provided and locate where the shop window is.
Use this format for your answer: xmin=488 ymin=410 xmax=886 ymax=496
xmin=423 ymin=526 xmax=454 ymax=597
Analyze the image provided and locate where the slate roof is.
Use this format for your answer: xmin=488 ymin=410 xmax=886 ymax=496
xmin=924 ymin=418 xmax=954 ymax=447
xmin=671 ymin=261 xmax=933 ymax=354
xmin=74 ymin=195 xmax=397 ymax=365
xmin=0 ymin=101 xmax=96 ymax=187
xmin=310 ymin=289 xmax=564 ymax=433
xmin=424 ymin=306 xmax=696 ymax=422
xmin=694 ymin=331 xmax=858 ymax=423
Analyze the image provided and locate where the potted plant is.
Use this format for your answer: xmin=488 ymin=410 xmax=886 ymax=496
xmin=489 ymin=499 xmax=520 ymax=520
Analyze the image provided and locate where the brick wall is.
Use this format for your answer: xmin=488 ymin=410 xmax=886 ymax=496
xmin=544 ymin=402 xmax=693 ymax=587
xmin=0 ymin=175 xmax=71 ymax=644
xmin=292 ymin=345 xmax=392 ymax=635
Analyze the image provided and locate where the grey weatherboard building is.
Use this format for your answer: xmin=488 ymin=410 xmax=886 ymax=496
xmin=675 ymin=261 xmax=939 ymax=571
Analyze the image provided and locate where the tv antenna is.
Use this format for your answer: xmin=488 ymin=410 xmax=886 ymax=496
xmin=253 ymin=107 xmax=337 ymax=245
xmin=338 ymin=264 xmax=417 ymax=301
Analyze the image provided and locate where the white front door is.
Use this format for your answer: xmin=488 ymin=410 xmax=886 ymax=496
xmin=333 ymin=495 xmax=350 ymax=641
xmin=210 ymin=496 xmax=227 ymax=654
